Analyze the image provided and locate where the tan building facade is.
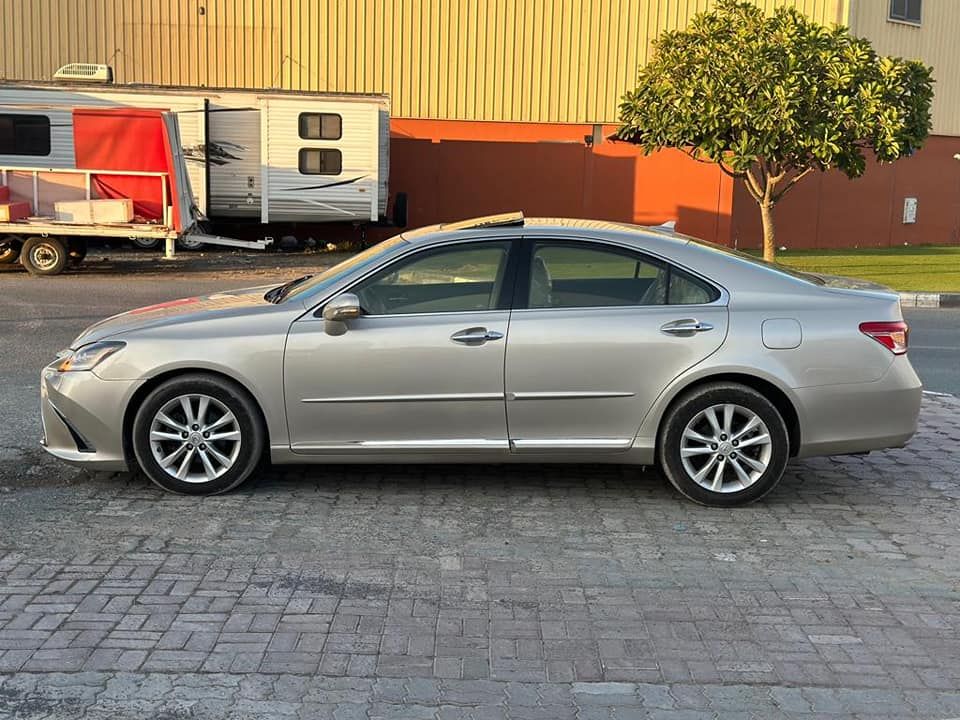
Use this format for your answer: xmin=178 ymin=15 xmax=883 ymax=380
xmin=1 ymin=0 xmax=958 ymax=247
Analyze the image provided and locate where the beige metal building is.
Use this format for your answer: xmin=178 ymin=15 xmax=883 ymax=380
xmin=1 ymin=0 xmax=957 ymax=248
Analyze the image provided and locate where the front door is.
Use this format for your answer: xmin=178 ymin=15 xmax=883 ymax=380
xmin=284 ymin=240 xmax=516 ymax=454
xmin=504 ymin=239 xmax=728 ymax=452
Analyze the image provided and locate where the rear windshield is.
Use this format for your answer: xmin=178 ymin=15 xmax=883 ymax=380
xmin=687 ymin=237 xmax=826 ymax=285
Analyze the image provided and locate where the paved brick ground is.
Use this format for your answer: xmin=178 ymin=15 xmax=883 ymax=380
xmin=1 ymin=395 xmax=959 ymax=718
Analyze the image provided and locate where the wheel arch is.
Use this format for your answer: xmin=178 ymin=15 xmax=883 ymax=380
xmin=122 ymin=368 xmax=271 ymax=468
xmin=654 ymin=372 xmax=802 ymax=458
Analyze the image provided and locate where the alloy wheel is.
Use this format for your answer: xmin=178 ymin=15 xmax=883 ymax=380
xmin=148 ymin=393 xmax=242 ymax=483
xmin=679 ymin=403 xmax=773 ymax=493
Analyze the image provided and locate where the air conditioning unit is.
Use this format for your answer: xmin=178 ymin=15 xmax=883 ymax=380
xmin=53 ymin=63 xmax=114 ymax=83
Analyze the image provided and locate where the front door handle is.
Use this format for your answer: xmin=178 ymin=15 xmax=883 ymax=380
xmin=660 ymin=319 xmax=714 ymax=335
xmin=451 ymin=327 xmax=504 ymax=345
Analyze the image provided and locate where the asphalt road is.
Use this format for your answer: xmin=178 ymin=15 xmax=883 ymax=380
xmin=903 ymin=307 xmax=960 ymax=396
xmin=0 ymin=251 xmax=957 ymax=484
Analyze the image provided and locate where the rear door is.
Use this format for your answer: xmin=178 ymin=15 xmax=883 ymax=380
xmin=504 ymin=238 xmax=728 ymax=452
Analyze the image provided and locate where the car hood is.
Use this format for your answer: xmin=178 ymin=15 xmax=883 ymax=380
xmin=72 ymin=284 xmax=281 ymax=347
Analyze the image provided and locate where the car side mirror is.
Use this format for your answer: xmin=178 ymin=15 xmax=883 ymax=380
xmin=322 ymin=293 xmax=362 ymax=336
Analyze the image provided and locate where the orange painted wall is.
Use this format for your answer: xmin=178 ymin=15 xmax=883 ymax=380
xmin=386 ymin=119 xmax=734 ymax=245
xmin=731 ymin=135 xmax=960 ymax=250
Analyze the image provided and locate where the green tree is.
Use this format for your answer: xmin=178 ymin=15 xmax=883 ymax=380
xmin=616 ymin=0 xmax=933 ymax=261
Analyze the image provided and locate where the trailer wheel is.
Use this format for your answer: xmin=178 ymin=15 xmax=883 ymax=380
xmin=132 ymin=237 xmax=161 ymax=250
xmin=21 ymin=236 xmax=68 ymax=276
xmin=67 ymin=238 xmax=88 ymax=266
xmin=177 ymin=236 xmax=205 ymax=251
xmin=0 ymin=235 xmax=22 ymax=264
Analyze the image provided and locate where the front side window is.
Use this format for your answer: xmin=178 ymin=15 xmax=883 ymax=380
xmin=299 ymin=148 xmax=342 ymax=175
xmin=354 ymin=242 xmax=511 ymax=315
xmin=527 ymin=242 xmax=718 ymax=308
xmin=299 ymin=113 xmax=342 ymax=140
xmin=0 ymin=114 xmax=51 ymax=156
xmin=889 ymin=0 xmax=921 ymax=23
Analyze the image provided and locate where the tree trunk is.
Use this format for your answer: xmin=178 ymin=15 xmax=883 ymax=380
xmin=759 ymin=201 xmax=776 ymax=262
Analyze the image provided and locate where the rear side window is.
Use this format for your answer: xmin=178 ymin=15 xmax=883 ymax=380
xmin=298 ymin=148 xmax=342 ymax=175
xmin=526 ymin=242 xmax=719 ymax=308
xmin=0 ymin=114 xmax=51 ymax=156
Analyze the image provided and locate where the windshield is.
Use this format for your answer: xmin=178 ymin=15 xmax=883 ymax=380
xmin=279 ymin=235 xmax=408 ymax=303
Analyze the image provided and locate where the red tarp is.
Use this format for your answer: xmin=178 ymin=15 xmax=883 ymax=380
xmin=72 ymin=108 xmax=174 ymax=223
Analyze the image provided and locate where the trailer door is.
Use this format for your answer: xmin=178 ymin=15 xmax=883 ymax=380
xmin=161 ymin=112 xmax=197 ymax=233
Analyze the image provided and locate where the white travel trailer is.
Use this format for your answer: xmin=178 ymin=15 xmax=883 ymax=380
xmin=0 ymin=78 xmax=391 ymax=229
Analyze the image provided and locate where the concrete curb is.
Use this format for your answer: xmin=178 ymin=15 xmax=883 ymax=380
xmin=899 ymin=292 xmax=960 ymax=308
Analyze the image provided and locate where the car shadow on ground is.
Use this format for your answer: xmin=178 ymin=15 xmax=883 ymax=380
xmin=59 ymin=459 xmax=844 ymax=508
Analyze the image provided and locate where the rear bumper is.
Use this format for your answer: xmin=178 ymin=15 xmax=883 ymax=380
xmin=40 ymin=364 xmax=134 ymax=472
xmin=794 ymin=355 xmax=922 ymax=458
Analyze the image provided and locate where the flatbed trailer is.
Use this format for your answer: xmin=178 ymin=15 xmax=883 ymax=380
xmin=0 ymin=108 xmax=270 ymax=275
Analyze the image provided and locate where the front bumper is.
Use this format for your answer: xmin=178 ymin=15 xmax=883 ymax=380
xmin=794 ymin=355 xmax=923 ymax=458
xmin=40 ymin=364 xmax=136 ymax=471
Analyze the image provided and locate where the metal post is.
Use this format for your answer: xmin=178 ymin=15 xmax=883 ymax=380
xmin=164 ymin=237 xmax=176 ymax=259
xmin=85 ymin=172 xmax=91 ymax=200
xmin=32 ymin=171 xmax=39 ymax=215
xmin=161 ymin=176 xmax=168 ymax=226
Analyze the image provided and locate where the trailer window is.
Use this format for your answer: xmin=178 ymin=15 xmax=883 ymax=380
xmin=0 ymin=114 xmax=51 ymax=156
xmin=299 ymin=113 xmax=342 ymax=140
xmin=299 ymin=148 xmax=342 ymax=175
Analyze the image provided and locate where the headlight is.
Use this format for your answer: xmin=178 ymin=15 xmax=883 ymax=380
xmin=56 ymin=341 xmax=126 ymax=372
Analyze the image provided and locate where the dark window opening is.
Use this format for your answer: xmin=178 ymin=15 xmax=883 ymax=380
xmin=298 ymin=148 xmax=342 ymax=175
xmin=0 ymin=114 xmax=51 ymax=156
xmin=526 ymin=242 xmax=720 ymax=309
xmin=298 ymin=113 xmax=342 ymax=140
xmin=889 ymin=0 xmax=922 ymax=24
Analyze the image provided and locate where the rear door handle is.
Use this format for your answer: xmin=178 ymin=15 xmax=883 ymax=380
xmin=660 ymin=319 xmax=714 ymax=335
xmin=451 ymin=327 xmax=504 ymax=345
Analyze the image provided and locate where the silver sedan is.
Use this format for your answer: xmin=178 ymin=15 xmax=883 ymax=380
xmin=40 ymin=213 xmax=922 ymax=506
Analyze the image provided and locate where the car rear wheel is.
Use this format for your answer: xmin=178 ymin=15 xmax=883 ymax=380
xmin=132 ymin=374 xmax=265 ymax=495
xmin=658 ymin=382 xmax=789 ymax=507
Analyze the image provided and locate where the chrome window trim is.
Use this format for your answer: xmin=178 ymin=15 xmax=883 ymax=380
xmin=297 ymin=230 xmax=729 ymax=321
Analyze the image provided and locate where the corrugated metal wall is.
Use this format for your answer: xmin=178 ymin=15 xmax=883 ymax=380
xmin=848 ymin=0 xmax=960 ymax=137
xmin=0 ymin=0 xmax=846 ymax=124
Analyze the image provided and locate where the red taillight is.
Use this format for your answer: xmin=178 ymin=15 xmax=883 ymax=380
xmin=859 ymin=321 xmax=909 ymax=355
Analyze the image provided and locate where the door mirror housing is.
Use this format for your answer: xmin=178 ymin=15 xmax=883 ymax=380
xmin=322 ymin=293 xmax=362 ymax=336
xmin=322 ymin=293 xmax=362 ymax=322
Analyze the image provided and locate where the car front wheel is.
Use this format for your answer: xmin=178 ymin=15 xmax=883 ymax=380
xmin=132 ymin=374 xmax=265 ymax=495
xmin=658 ymin=382 xmax=790 ymax=507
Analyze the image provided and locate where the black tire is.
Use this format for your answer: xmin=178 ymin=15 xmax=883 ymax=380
xmin=176 ymin=236 xmax=205 ymax=251
xmin=0 ymin=235 xmax=22 ymax=264
xmin=21 ymin=236 xmax=68 ymax=276
xmin=132 ymin=374 xmax=266 ymax=495
xmin=67 ymin=238 xmax=88 ymax=266
xmin=131 ymin=237 xmax=161 ymax=250
xmin=657 ymin=382 xmax=790 ymax=507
